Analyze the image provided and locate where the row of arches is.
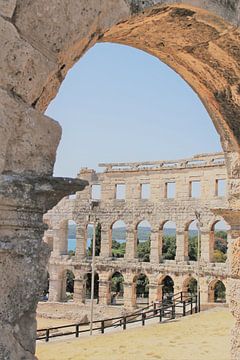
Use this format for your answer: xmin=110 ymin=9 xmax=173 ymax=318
xmin=57 ymin=218 xmax=229 ymax=263
xmin=48 ymin=270 xmax=226 ymax=306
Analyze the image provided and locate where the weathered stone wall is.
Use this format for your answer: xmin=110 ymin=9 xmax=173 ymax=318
xmin=0 ymin=1 xmax=239 ymax=359
xmin=45 ymin=153 xmax=230 ymax=307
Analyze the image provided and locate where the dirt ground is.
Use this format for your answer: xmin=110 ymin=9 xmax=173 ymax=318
xmin=37 ymin=308 xmax=233 ymax=360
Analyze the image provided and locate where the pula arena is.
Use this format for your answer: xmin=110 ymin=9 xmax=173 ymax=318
xmin=0 ymin=1 xmax=240 ymax=359
xmin=44 ymin=153 xmax=229 ymax=308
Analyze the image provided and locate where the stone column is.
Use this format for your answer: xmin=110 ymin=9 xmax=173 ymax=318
xmin=100 ymin=224 xmax=111 ymax=258
xmin=48 ymin=265 xmax=65 ymax=302
xmin=212 ymin=208 xmax=240 ymax=360
xmin=123 ymin=281 xmax=136 ymax=309
xmin=149 ymin=282 xmax=158 ymax=303
xmin=150 ymin=229 xmax=161 ymax=264
xmin=125 ymin=228 xmax=137 ymax=260
xmin=200 ymin=229 xmax=211 ymax=263
xmin=98 ymin=280 xmax=111 ymax=305
xmin=73 ymin=273 xmax=86 ymax=304
xmin=176 ymin=230 xmax=188 ymax=262
xmin=0 ymin=175 xmax=87 ymax=359
xmin=75 ymin=225 xmax=87 ymax=259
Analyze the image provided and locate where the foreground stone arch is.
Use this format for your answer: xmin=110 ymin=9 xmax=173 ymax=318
xmin=0 ymin=1 xmax=240 ymax=359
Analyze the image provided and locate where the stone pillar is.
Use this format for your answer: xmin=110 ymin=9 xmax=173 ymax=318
xmin=149 ymin=282 xmax=158 ymax=303
xmin=0 ymin=174 xmax=87 ymax=359
xmin=124 ymin=281 xmax=136 ymax=309
xmin=100 ymin=224 xmax=111 ymax=258
xmin=150 ymin=229 xmax=161 ymax=264
xmin=200 ymin=230 xmax=211 ymax=263
xmin=73 ymin=273 xmax=86 ymax=304
xmin=176 ymin=230 xmax=188 ymax=262
xmin=75 ymin=225 xmax=87 ymax=259
xmin=48 ymin=278 xmax=63 ymax=302
xmin=98 ymin=279 xmax=111 ymax=305
xmin=199 ymin=277 xmax=209 ymax=304
xmin=125 ymin=228 xmax=137 ymax=260
xmin=212 ymin=208 xmax=240 ymax=360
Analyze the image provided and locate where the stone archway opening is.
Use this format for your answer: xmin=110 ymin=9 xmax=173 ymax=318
xmin=134 ymin=273 xmax=150 ymax=306
xmin=85 ymin=272 xmax=100 ymax=302
xmin=137 ymin=220 xmax=151 ymax=262
xmin=210 ymin=220 xmax=230 ymax=263
xmin=65 ymin=270 xmax=75 ymax=302
xmin=1 ymin=1 xmax=240 ymax=359
xmin=111 ymin=220 xmax=126 ymax=258
xmin=208 ymin=279 xmax=226 ymax=303
xmin=110 ymin=271 xmax=124 ymax=305
xmin=186 ymin=220 xmax=198 ymax=261
xmin=162 ymin=221 xmax=176 ymax=260
xmin=183 ymin=276 xmax=198 ymax=297
xmin=162 ymin=275 xmax=175 ymax=303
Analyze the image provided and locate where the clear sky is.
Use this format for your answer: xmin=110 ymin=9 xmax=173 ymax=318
xmin=45 ymin=43 xmax=222 ymax=178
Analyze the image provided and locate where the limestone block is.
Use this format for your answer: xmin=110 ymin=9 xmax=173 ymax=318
xmin=0 ymin=16 xmax=56 ymax=105
xmin=0 ymin=89 xmax=61 ymax=175
xmin=0 ymin=0 xmax=16 ymax=17
xmin=13 ymin=0 xmax=130 ymax=65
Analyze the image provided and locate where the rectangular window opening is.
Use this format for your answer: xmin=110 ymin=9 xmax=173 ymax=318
xmin=190 ymin=180 xmax=201 ymax=198
xmin=91 ymin=184 xmax=101 ymax=200
xmin=116 ymin=184 xmax=126 ymax=200
xmin=165 ymin=182 xmax=176 ymax=199
xmin=141 ymin=183 xmax=150 ymax=199
xmin=216 ymin=179 xmax=226 ymax=197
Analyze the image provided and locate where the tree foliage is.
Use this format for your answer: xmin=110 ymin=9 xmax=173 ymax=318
xmin=88 ymin=222 xmax=101 ymax=256
xmin=162 ymin=236 xmax=176 ymax=260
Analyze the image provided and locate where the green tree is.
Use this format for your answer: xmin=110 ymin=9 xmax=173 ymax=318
xmin=66 ymin=270 xmax=75 ymax=294
xmin=188 ymin=236 xmax=198 ymax=261
xmin=136 ymin=274 xmax=149 ymax=297
xmin=112 ymin=240 xmax=126 ymax=257
xmin=88 ymin=222 xmax=101 ymax=256
xmin=137 ymin=239 xmax=150 ymax=262
xmin=162 ymin=236 xmax=176 ymax=260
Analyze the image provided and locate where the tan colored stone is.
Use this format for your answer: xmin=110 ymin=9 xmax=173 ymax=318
xmin=0 ymin=88 xmax=61 ymax=175
xmin=0 ymin=0 xmax=16 ymax=18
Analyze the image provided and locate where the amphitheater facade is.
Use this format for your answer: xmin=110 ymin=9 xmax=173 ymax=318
xmin=44 ymin=153 xmax=229 ymax=308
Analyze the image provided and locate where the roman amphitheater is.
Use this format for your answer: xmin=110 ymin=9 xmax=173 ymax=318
xmin=0 ymin=1 xmax=240 ymax=360
xmin=44 ymin=153 xmax=229 ymax=308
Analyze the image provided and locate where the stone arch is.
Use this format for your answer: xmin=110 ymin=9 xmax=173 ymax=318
xmin=86 ymin=222 xmax=102 ymax=257
xmin=209 ymin=219 xmax=230 ymax=263
xmin=111 ymin=219 xmax=127 ymax=258
xmin=109 ymin=271 xmax=125 ymax=305
xmin=183 ymin=276 xmax=198 ymax=296
xmin=133 ymin=272 xmax=150 ymax=306
xmin=162 ymin=221 xmax=176 ymax=260
xmin=136 ymin=220 xmax=151 ymax=262
xmin=156 ymin=274 xmax=175 ymax=301
xmin=185 ymin=220 xmax=198 ymax=261
xmin=1 ymin=2 xmax=240 ymax=359
xmin=208 ymin=279 xmax=226 ymax=303
xmin=84 ymin=271 xmax=100 ymax=301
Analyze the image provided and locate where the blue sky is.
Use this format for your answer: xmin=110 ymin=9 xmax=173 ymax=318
xmin=45 ymin=43 xmax=222 ymax=178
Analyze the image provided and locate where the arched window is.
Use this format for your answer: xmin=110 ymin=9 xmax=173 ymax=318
xmin=211 ymin=220 xmax=229 ymax=263
xmin=67 ymin=220 xmax=76 ymax=256
xmin=187 ymin=220 xmax=198 ymax=261
xmin=85 ymin=272 xmax=99 ymax=301
xmin=162 ymin=275 xmax=174 ymax=302
xmin=208 ymin=280 xmax=226 ymax=303
xmin=65 ymin=270 xmax=75 ymax=301
xmin=183 ymin=277 xmax=197 ymax=296
xmin=86 ymin=223 xmax=101 ymax=257
xmin=111 ymin=220 xmax=126 ymax=258
xmin=110 ymin=272 xmax=124 ymax=305
xmin=135 ymin=273 xmax=149 ymax=306
xmin=162 ymin=221 xmax=176 ymax=260
xmin=137 ymin=220 xmax=151 ymax=262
